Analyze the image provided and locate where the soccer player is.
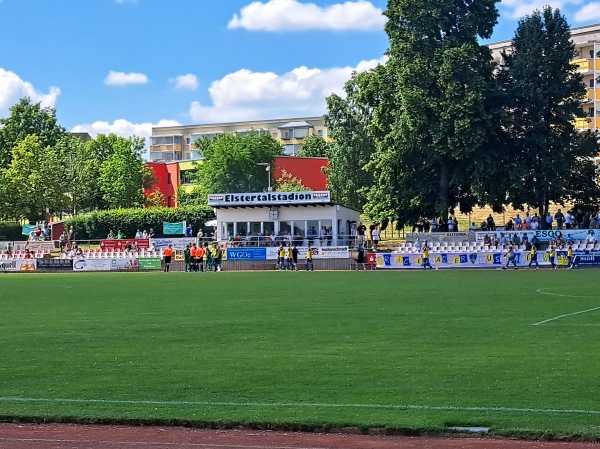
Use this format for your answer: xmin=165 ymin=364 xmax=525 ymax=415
xmin=567 ymin=244 xmax=574 ymax=269
xmin=502 ymin=245 xmax=518 ymax=270
xmin=306 ymin=243 xmax=314 ymax=271
xmin=547 ymin=245 xmax=557 ymax=270
xmin=286 ymin=245 xmax=296 ymax=271
xmin=190 ymin=243 xmax=197 ymax=272
xmin=422 ymin=242 xmax=433 ymax=270
xmin=196 ymin=244 xmax=205 ymax=272
xmin=163 ymin=245 xmax=173 ymax=272
xmin=278 ymin=244 xmax=286 ymax=271
xmin=528 ymin=244 xmax=539 ymax=270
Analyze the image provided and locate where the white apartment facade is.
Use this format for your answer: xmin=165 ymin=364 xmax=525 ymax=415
xmin=150 ymin=116 xmax=328 ymax=162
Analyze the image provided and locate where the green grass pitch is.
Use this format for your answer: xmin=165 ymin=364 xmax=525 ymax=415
xmin=1 ymin=270 xmax=599 ymax=439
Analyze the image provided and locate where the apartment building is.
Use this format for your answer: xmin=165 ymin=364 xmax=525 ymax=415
xmin=150 ymin=116 xmax=329 ymax=162
xmin=489 ymin=22 xmax=600 ymax=132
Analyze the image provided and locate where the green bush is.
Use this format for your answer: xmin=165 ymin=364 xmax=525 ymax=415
xmin=0 ymin=222 xmax=24 ymax=241
xmin=65 ymin=206 xmax=215 ymax=240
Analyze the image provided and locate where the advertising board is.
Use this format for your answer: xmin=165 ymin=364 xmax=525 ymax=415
xmin=137 ymin=258 xmax=162 ymax=270
xmin=72 ymin=258 xmax=112 ymax=272
xmin=0 ymin=259 xmax=37 ymax=272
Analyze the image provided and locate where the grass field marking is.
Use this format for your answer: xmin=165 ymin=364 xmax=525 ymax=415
xmin=531 ymin=305 xmax=600 ymax=326
xmin=2 ymin=397 xmax=600 ymax=416
xmin=535 ymin=288 xmax=591 ymax=299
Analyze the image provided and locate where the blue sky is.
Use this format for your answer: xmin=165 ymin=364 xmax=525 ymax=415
xmin=1 ymin=0 xmax=600 ymax=154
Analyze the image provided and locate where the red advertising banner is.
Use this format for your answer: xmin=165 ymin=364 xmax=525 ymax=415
xmin=99 ymin=239 xmax=150 ymax=250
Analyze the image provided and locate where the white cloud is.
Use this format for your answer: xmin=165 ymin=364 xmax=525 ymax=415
xmin=0 ymin=68 xmax=61 ymax=118
xmin=70 ymin=119 xmax=181 ymax=144
xmin=188 ymin=57 xmax=386 ymax=123
xmin=574 ymin=2 xmax=600 ymax=21
xmin=500 ymin=0 xmax=582 ymax=20
xmin=170 ymin=74 xmax=198 ymax=90
xmin=104 ymin=71 xmax=149 ymax=86
xmin=228 ymin=0 xmax=385 ymax=31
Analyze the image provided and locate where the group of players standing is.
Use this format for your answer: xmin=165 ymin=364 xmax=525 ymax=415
xmin=183 ymin=242 xmax=223 ymax=272
xmin=277 ymin=242 xmax=314 ymax=271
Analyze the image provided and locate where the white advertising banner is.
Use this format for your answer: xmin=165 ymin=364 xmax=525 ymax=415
xmin=72 ymin=258 xmax=113 ymax=272
xmin=150 ymin=237 xmax=198 ymax=249
xmin=265 ymin=246 xmax=349 ymax=260
xmin=475 ymin=229 xmax=596 ymax=243
xmin=0 ymin=259 xmax=37 ymax=272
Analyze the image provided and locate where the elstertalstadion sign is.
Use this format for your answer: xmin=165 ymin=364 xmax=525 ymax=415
xmin=208 ymin=191 xmax=331 ymax=207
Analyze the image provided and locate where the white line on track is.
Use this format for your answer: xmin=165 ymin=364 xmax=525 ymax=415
xmin=535 ymin=288 xmax=590 ymax=298
xmin=531 ymin=306 xmax=600 ymax=326
xmin=1 ymin=397 xmax=599 ymax=416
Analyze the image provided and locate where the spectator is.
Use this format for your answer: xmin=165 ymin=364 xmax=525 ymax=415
xmin=483 ymin=234 xmax=491 ymax=245
xmin=469 ymin=222 xmax=477 ymax=232
xmin=504 ymin=219 xmax=514 ymax=231
xmin=531 ymin=214 xmax=540 ymax=230
xmin=117 ymin=229 xmax=124 ymax=239
xmin=545 ymin=212 xmax=553 ymax=230
xmin=486 ymin=214 xmax=495 ymax=231
xmin=372 ymin=225 xmax=380 ymax=250
xmin=107 ymin=229 xmax=115 ymax=239
xmin=430 ymin=218 xmax=438 ymax=232
xmin=554 ymin=209 xmax=565 ymax=230
xmin=591 ymin=212 xmax=599 ymax=230
xmin=68 ymin=226 xmax=75 ymax=241
xmin=135 ymin=229 xmax=143 ymax=239
xmin=576 ymin=209 xmax=585 ymax=229
xmin=565 ymin=210 xmax=573 ymax=229
xmin=583 ymin=211 xmax=591 ymax=229
xmin=585 ymin=230 xmax=597 ymax=248
xmin=523 ymin=212 xmax=531 ymax=230
xmin=356 ymin=222 xmax=367 ymax=247
xmin=142 ymin=229 xmax=149 ymax=239
xmin=513 ymin=214 xmax=522 ymax=230
xmin=59 ymin=230 xmax=68 ymax=251
xmin=185 ymin=224 xmax=193 ymax=237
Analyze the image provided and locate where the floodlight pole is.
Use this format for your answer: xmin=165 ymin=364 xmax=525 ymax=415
xmin=256 ymin=163 xmax=272 ymax=191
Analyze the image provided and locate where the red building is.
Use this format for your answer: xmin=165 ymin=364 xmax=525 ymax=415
xmin=144 ymin=156 xmax=329 ymax=207
xmin=145 ymin=161 xmax=180 ymax=207
xmin=273 ymin=156 xmax=328 ymax=191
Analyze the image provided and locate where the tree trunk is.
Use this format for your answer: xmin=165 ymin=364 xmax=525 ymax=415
xmin=439 ymin=162 xmax=449 ymax=220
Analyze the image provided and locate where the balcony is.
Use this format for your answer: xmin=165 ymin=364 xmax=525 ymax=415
xmin=573 ymin=58 xmax=600 ymax=72
xmin=149 ymin=143 xmax=184 ymax=153
xmin=585 ymin=87 xmax=600 ymax=101
xmin=574 ymin=117 xmax=600 ymax=130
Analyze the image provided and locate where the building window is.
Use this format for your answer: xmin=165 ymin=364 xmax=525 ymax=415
xmin=590 ymin=78 xmax=595 ymax=88
xmin=317 ymin=129 xmax=323 ymax=137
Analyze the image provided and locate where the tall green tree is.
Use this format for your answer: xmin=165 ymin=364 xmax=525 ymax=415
xmin=497 ymin=7 xmax=600 ymax=216
xmin=98 ymin=135 xmax=154 ymax=209
xmin=0 ymin=135 xmax=67 ymax=221
xmin=297 ymin=135 xmax=330 ymax=157
xmin=325 ymin=68 xmax=384 ymax=210
xmin=0 ymin=98 xmax=66 ymax=169
xmin=193 ymin=132 xmax=283 ymax=194
xmin=361 ymin=0 xmax=500 ymax=226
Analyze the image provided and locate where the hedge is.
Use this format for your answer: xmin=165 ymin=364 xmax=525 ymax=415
xmin=65 ymin=206 xmax=215 ymax=240
xmin=0 ymin=222 xmax=23 ymax=241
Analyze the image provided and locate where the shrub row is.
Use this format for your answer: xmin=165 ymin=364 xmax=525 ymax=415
xmin=65 ymin=206 xmax=215 ymax=240
xmin=0 ymin=222 xmax=23 ymax=241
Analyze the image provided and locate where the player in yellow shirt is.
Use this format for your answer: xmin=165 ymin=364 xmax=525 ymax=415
xmin=422 ymin=242 xmax=434 ymax=270
xmin=528 ymin=244 xmax=539 ymax=270
xmin=547 ymin=245 xmax=556 ymax=270
xmin=286 ymin=246 xmax=296 ymax=271
xmin=567 ymin=244 xmax=574 ymax=269
xmin=278 ymin=244 xmax=286 ymax=270
xmin=305 ymin=243 xmax=314 ymax=271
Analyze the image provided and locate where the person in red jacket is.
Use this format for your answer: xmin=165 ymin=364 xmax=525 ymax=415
xmin=163 ymin=245 xmax=173 ymax=272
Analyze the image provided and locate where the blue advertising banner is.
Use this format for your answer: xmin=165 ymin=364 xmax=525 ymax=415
xmin=226 ymin=247 xmax=267 ymax=260
xmin=573 ymin=254 xmax=600 ymax=267
xmin=375 ymin=250 xmax=600 ymax=269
